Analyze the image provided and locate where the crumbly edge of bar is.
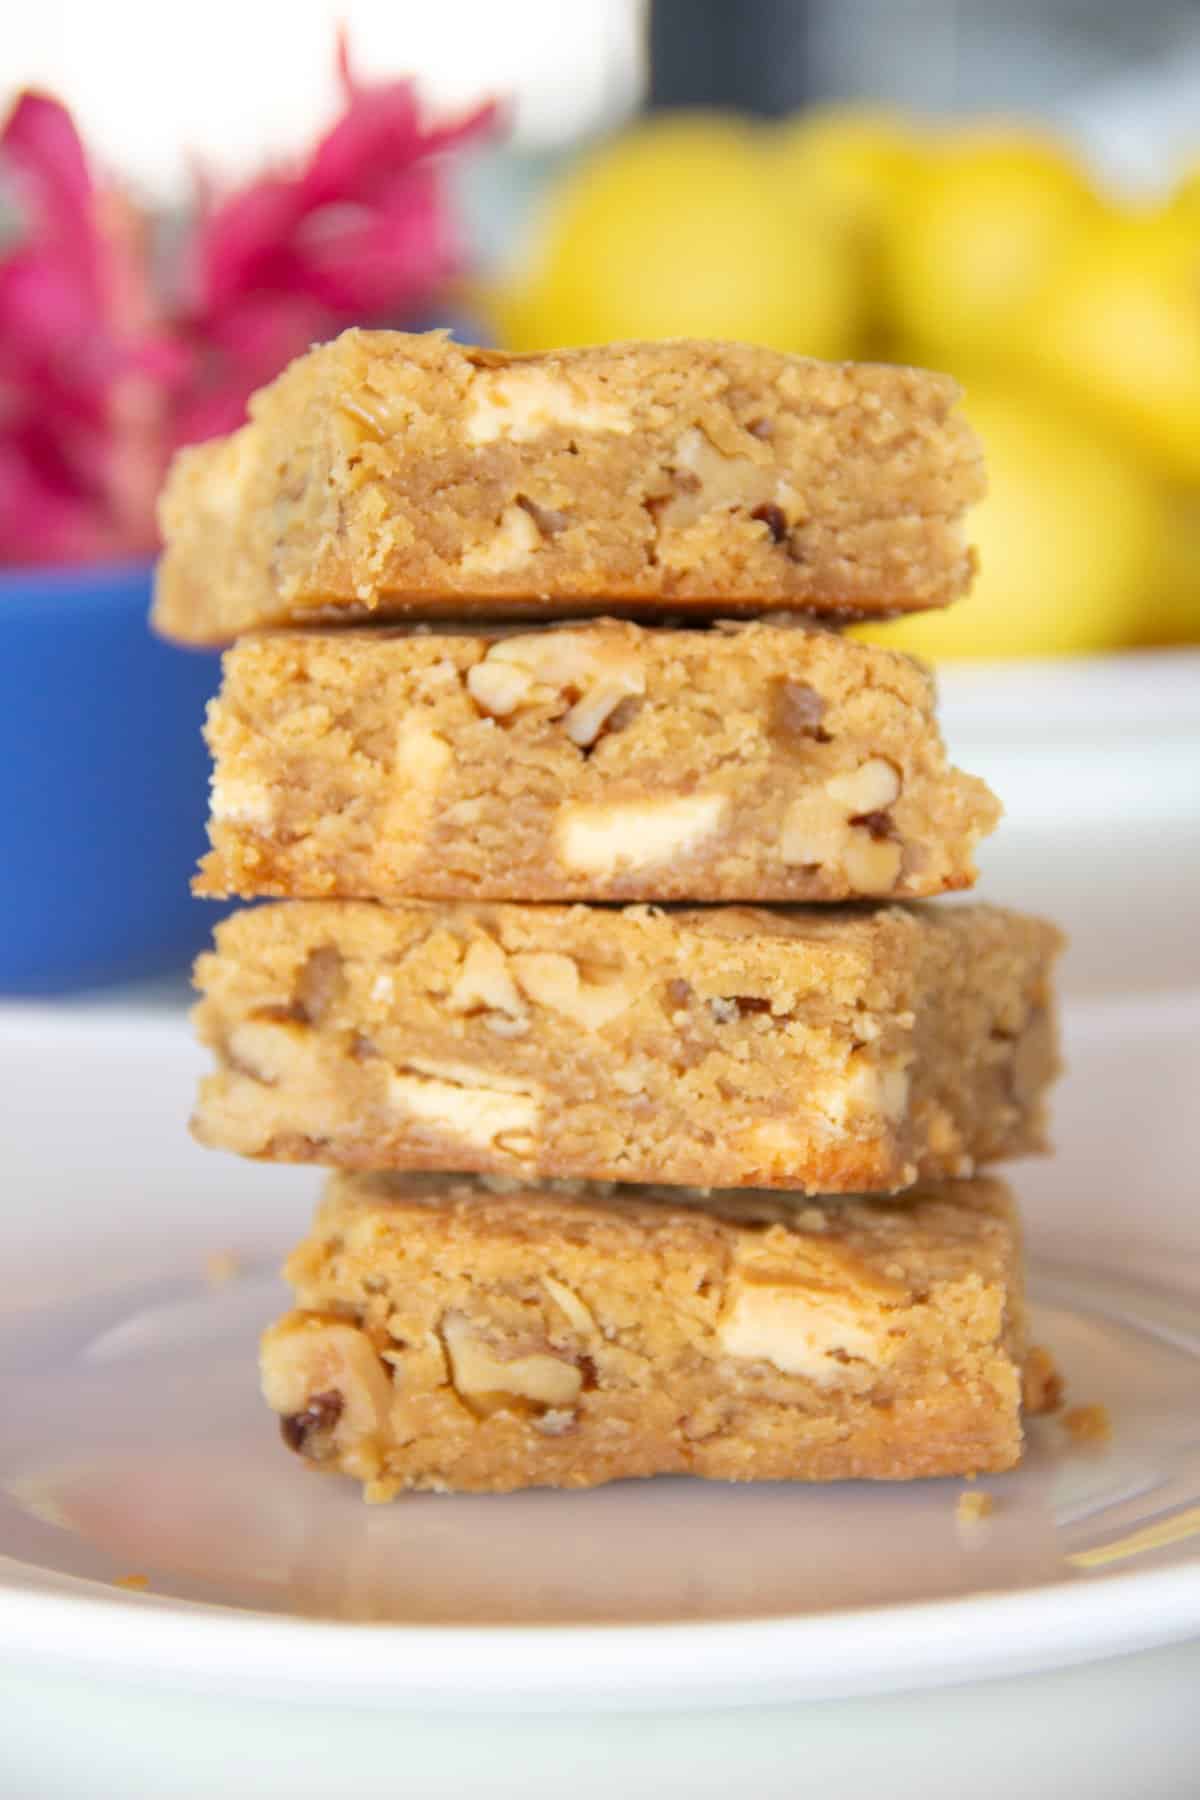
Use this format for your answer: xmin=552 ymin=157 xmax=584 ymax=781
xmin=259 ymin=1171 xmax=1028 ymax=1494
xmin=196 ymin=619 xmax=1000 ymax=904
xmin=189 ymin=899 xmax=1060 ymax=1192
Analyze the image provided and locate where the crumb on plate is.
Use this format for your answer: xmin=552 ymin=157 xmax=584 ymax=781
xmin=1062 ymin=1403 xmax=1112 ymax=1447
xmin=956 ymin=1488 xmax=995 ymax=1525
xmin=204 ymin=1248 xmax=241 ymax=1287
xmin=1022 ymin=1344 xmax=1065 ymax=1414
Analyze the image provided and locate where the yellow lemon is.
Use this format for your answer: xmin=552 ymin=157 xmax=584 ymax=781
xmin=1022 ymin=209 xmax=1200 ymax=484
xmin=769 ymin=106 xmax=926 ymax=348
xmin=488 ymin=113 xmax=858 ymax=357
xmin=856 ymin=384 xmax=1161 ymax=660
xmin=1141 ymin=495 xmax=1200 ymax=645
xmin=1170 ymin=162 xmax=1200 ymax=223
xmin=882 ymin=126 xmax=1102 ymax=366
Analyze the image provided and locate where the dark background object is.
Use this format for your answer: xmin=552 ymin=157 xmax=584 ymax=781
xmin=648 ymin=0 xmax=816 ymax=116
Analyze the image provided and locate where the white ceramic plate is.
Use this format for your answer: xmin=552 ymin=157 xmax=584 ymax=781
xmin=1 ymin=997 xmax=1199 ymax=1713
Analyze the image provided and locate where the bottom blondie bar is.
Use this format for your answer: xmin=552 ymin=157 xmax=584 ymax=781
xmin=261 ymin=1171 xmax=1048 ymax=1498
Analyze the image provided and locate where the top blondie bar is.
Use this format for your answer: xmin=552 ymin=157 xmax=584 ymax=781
xmin=152 ymin=332 xmax=985 ymax=644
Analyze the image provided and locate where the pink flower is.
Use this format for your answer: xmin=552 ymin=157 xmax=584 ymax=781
xmin=0 ymin=45 xmax=498 ymax=565
xmin=173 ymin=37 xmax=497 ymax=444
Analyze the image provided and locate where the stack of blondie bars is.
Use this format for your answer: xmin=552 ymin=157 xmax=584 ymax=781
xmin=154 ymin=332 xmax=1062 ymax=1499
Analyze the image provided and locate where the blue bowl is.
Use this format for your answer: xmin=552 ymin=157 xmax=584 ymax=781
xmin=0 ymin=561 xmax=222 ymax=994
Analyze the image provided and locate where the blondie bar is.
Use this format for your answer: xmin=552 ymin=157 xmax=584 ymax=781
xmin=192 ymin=900 xmax=1060 ymax=1193
xmin=261 ymin=1171 xmax=1038 ymax=1495
xmin=152 ymin=332 xmax=985 ymax=643
xmin=198 ymin=621 xmax=999 ymax=904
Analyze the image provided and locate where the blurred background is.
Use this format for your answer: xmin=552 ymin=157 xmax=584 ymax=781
xmin=2 ymin=0 xmax=1199 ymax=992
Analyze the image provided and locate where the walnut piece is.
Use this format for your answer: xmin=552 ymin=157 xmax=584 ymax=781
xmin=261 ymin=1314 xmax=392 ymax=1478
xmin=773 ymin=679 xmax=828 ymax=739
xmin=448 ymin=935 xmax=525 ymax=1020
xmin=459 ymin=502 xmax=541 ymax=576
xmin=657 ymin=426 xmax=790 ymax=531
xmin=542 ymin=1276 xmax=599 ymax=1337
xmin=468 ymin=629 xmax=646 ymax=748
xmin=780 ymin=758 xmax=903 ymax=892
xmin=441 ymin=1311 xmax=584 ymax=1415
xmin=294 ymin=946 xmax=344 ymax=1025
xmin=510 ymin=951 xmax=636 ymax=1030
xmin=465 ymin=659 xmax=533 ymax=718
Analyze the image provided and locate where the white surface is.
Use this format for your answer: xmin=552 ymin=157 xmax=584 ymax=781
xmin=3 ymin=1642 xmax=1200 ymax=1800
xmin=0 ymin=999 xmax=1198 ymax=1722
xmin=3 ymin=648 xmax=1200 ymax=1791
xmin=5 ymin=0 xmax=645 ymax=185
xmin=939 ymin=650 xmax=1200 ymax=1001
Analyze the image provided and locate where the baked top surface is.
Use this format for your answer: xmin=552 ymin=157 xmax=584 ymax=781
xmin=152 ymin=330 xmax=985 ymax=642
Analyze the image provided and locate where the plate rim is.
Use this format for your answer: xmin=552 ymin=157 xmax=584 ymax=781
xmin=3 ymin=996 xmax=1200 ymax=1710
xmin=3 ymin=1553 xmax=1200 ymax=1711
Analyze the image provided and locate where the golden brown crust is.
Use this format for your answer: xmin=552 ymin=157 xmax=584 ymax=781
xmin=152 ymin=331 xmax=985 ymax=644
xmin=198 ymin=620 xmax=999 ymax=904
xmin=190 ymin=898 xmax=1061 ymax=1193
xmin=259 ymin=1171 xmax=1029 ymax=1495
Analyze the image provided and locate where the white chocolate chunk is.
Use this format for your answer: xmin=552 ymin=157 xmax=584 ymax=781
xmin=842 ymin=1050 xmax=911 ymax=1125
xmin=381 ymin=721 xmax=454 ymax=878
xmin=465 ymin=368 xmax=632 ymax=445
xmin=741 ymin=1056 xmax=909 ymax=1146
xmin=387 ymin=1061 xmax=540 ymax=1149
xmin=210 ymin=774 xmax=274 ymax=826
xmin=195 ymin=428 xmax=254 ymax=520
xmin=880 ymin=1066 xmax=911 ymax=1121
xmin=556 ymin=793 xmax=725 ymax=877
xmin=394 ymin=720 xmax=452 ymax=787
xmin=719 ymin=1274 xmax=892 ymax=1381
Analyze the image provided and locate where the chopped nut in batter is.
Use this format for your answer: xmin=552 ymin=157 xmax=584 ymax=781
xmin=259 ymin=1171 xmax=1035 ymax=1496
xmin=197 ymin=620 xmax=999 ymax=905
xmin=192 ymin=898 xmax=1062 ymax=1194
xmin=154 ymin=332 xmax=985 ymax=644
